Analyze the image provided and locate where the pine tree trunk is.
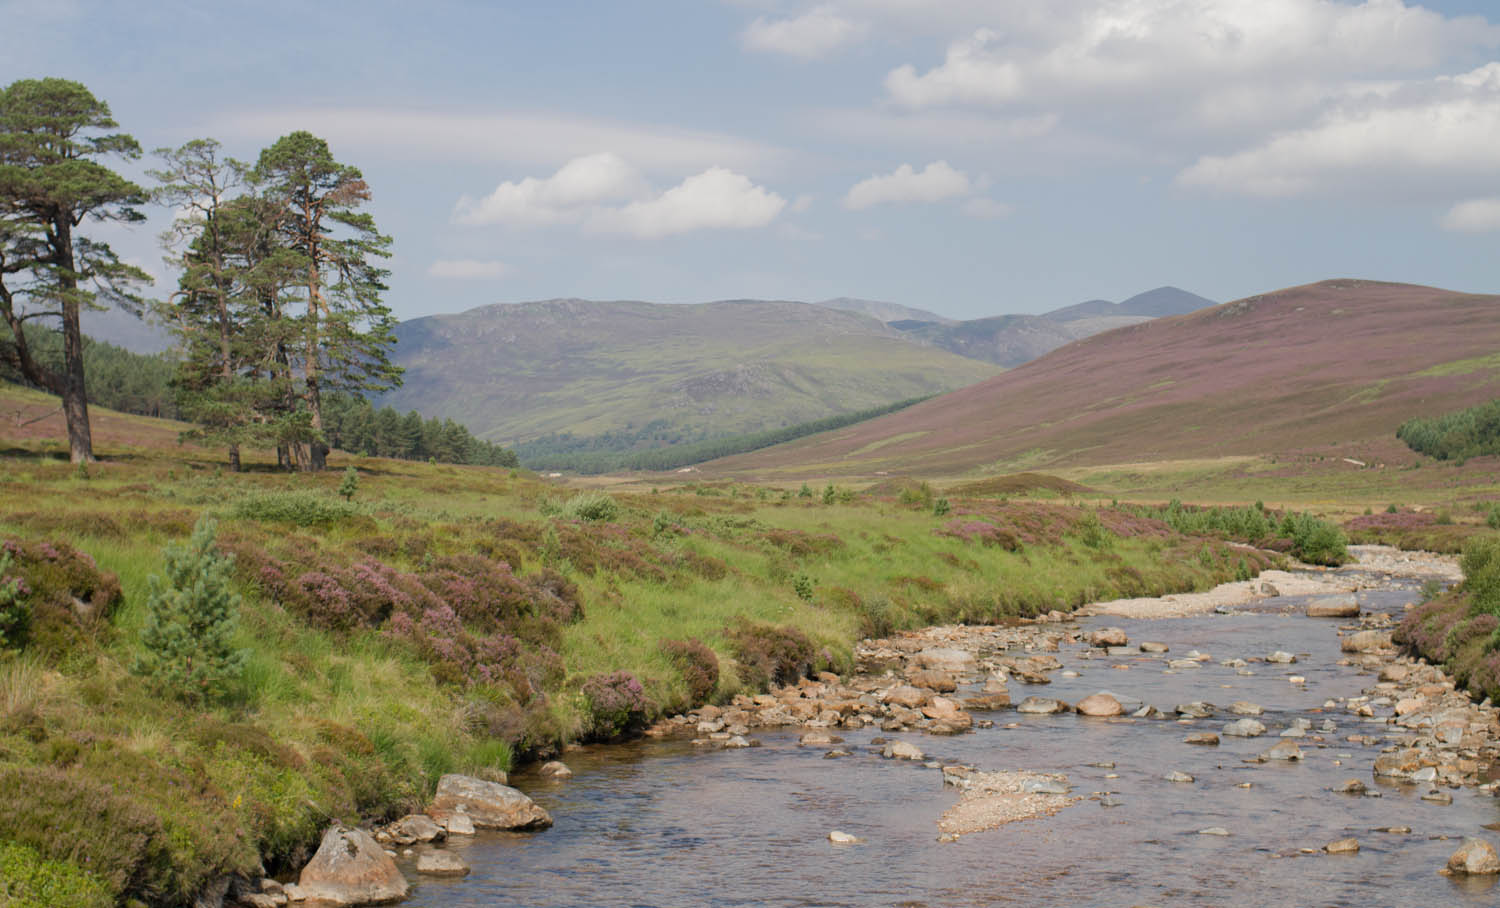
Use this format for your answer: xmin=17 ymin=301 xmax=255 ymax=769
xmin=56 ymin=220 xmax=94 ymax=464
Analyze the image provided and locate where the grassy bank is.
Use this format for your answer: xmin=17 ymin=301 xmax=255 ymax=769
xmin=1396 ymin=533 xmax=1500 ymax=703
xmin=0 ymin=411 xmax=1345 ymax=905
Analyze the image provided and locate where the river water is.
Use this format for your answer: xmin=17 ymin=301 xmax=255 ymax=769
xmin=397 ymin=574 xmax=1500 ymax=907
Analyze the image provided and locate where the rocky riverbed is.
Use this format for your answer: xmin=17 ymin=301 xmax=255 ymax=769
xmin=257 ymin=546 xmax=1500 ymax=907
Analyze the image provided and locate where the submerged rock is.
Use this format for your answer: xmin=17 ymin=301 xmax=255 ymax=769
xmin=1184 ymin=732 xmax=1220 ymax=746
xmin=539 ymin=760 xmax=574 ymax=779
xmin=416 ymin=850 xmax=470 ymax=876
xmin=1324 ymin=837 xmax=1360 ymax=854
xmin=883 ymin=740 xmax=925 ymax=761
xmin=1447 ymin=839 xmax=1500 ymax=875
xmin=430 ymin=774 xmax=552 ymax=830
xmin=1260 ymin=740 xmax=1303 ymax=761
xmin=828 ymin=830 xmax=864 ymax=845
xmin=1306 ymin=595 xmax=1360 ymax=618
xmin=1139 ymin=641 xmax=1169 ymax=653
xmin=296 ymin=825 xmax=409 ymax=907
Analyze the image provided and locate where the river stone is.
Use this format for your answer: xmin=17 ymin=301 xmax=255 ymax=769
xmin=1139 ymin=641 xmax=1169 ymax=653
xmin=1021 ymin=777 xmax=1070 ymax=795
xmin=961 ymin=692 xmax=1012 ymax=711
xmin=1394 ymin=697 xmax=1425 ymax=716
xmin=387 ymin=813 xmax=444 ymax=845
xmin=1331 ymin=778 xmax=1367 ymax=794
xmin=883 ymin=685 xmax=930 ymax=709
xmin=1260 ymin=740 xmax=1303 ymax=761
xmin=1164 ymin=771 xmax=1194 ymax=783
xmin=441 ymin=812 xmax=475 ymax=836
xmin=1447 ymin=839 xmax=1500 ymax=875
xmin=1175 ymin=702 xmax=1215 ymax=719
xmin=539 ymin=760 xmax=573 ymax=779
xmin=1185 ymin=732 xmax=1220 ymax=746
xmin=1166 ymin=659 xmax=1202 ymax=670
xmin=1076 ymin=693 xmax=1124 ymax=717
xmin=1422 ymin=790 xmax=1453 ymax=804
xmin=800 ymin=730 xmax=842 ymax=747
xmin=1016 ymin=696 xmax=1067 ymax=715
xmin=915 ymin=648 xmax=977 ymax=673
xmin=1341 ymin=631 xmax=1392 ymax=653
xmin=1379 ymin=664 xmax=1410 ymax=683
xmin=1306 ymin=595 xmax=1360 ymax=618
xmin=295 ymin=825 xmax=409 ymax=907
xmin=416 ymin=850 xmax=470 ymax=876
xmin=883 ymin=740 xmax=925 ymax=761
xmin=1266 ymin=651 xmax=1297 ymax=664
xmin=1229 ymin=701 xmax=1264 ymax=716
xmin=909 ymin=669 xmax=958 ymax=692
xmin=828 ymin=830 xmax=864 ymax=845
xmin=1199 ymin=827 xmax=1231 ymax=836
xmin=983 ymin=674 xmax=1010 ymax=693
xmin=430 ymin=774 xmax=552 ymax=830
xmin=1324 ymin=837 xmax=1360 ymax=854
xmin=1089 ymin=627 xmax=1129 ymax=648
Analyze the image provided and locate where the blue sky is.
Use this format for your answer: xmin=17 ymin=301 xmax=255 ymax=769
xmin=6 ymin=0 xmax=1500 ymax=321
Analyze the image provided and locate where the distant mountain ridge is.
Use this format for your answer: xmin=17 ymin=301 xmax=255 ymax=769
xmin=708 ymin=279 xmax=1500 ymax=477
xmin=1042 ymin=286 xmax=1215 ymax=321
xmin=378 ymin=297 xmax=1000 ymax=447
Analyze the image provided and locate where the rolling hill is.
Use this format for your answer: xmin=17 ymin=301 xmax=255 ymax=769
xmin=882 ymin=285 xmax=1215 ymax=367
xmin=815 ymin=297 xmax=956 ymax=325
xmin=377 ymin=298 xmax=1001 ymax=445
xmin=705 ymin=279 xmax=1500 ymax=477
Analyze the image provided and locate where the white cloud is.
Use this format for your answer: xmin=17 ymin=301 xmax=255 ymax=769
xmin=1176 ymin=63 xmax=1500 ymax=198
xmin=588 ymin=168 xmax=787 ymax=239
xmin=961 ymin=197 xmax=1012 ymax=219
xmin=879 ymin=1 xmax=1500 ymax=139
xmin=454 ymin=152 xmax=648 ymax=226
xmin=428 ymin=259 xmax=511 ymax=279
xmin=843 ymin=160 xmax=972 ymax=209
xmin=742 ymin=6 xmax=868 ymax=58
xmin=202 ymin=108 xmax=786 ymax=174
xmin=455 ymin=155 xmax=786 ymax=239
xmin=1442 ymin=198 xmax=1500 ymax=233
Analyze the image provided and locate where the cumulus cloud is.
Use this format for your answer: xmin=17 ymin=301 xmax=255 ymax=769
xmin=455 ymin=155 xmax=786 ymax=238
xmin=742 ymin=5 xmax=868 ymax=58
xmin=843 ymin=160 xmax=972 ymax=209
xmin=1176 ymin=63 xmax=1500 ymax=198
xmin=879 ymin=1 xmax=1500 ymax=140
xmin=1442 ymin=198 xmax=1500 ymax=233
xmin=454 ymin=153 xmax=648 ymax=226
xmin=588 ymin=168 xmax=787 ymax=238
xmin=428 ymin=259 xmax=510 ymax=279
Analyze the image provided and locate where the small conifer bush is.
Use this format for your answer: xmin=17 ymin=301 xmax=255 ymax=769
xmin=133 ymin=519 xmax=247 ymax=704
xmin=338 ymin=466 xmax=359 ymax=501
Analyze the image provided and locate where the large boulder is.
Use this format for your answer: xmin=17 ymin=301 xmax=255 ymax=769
xmin=914 ymin=647 xmax=978 ymax=673
xmin=882 ymin=685 xmax=930 ymax=709
xmin=1448 ymin=839 xmax=1500 ymax=875
xmin=430 ymin=774 xmax=553 ymax=830
xmin=1088 ymin=627 xmax=1129 ymax=648
xmin=1306 ymin=595 xmax=1360 ymax=618
xmin=1341 ymin=631 xmax=1392 ymax=653
xmin=1075 ymin=693 xmax=1124 ymax=717
xmin=296 ymin=825 xmax=409 ymax=906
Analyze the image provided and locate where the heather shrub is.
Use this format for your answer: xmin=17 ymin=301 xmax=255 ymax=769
xmin=726 ymin=621 xmax=815 ymax=691
xmin=934 ymin=519 xmax=1023 ymax=550
xmin=232 ymin=490 xmax=358 ymax=527
xmin=581 ymin=670 xmax=648 ymax=738
xmin=0 ymin=550 xmax=32 ymax=649
xmin=560 ymin=491 xmax=618 ymax=522
xmin=133 ymin=520 xmax=247 ymax=705
xmin=659 ymin=638 xmax=719 ymax=707
xmin=0 ymin=840 xmax=111 ymax=908
xmin=0 ymin=538 xmax=123 ymax=657
xmin=1460 ymin=535 xmax=1500 ymax=616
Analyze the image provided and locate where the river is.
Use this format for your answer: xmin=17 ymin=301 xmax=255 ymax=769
xmin=394 ymin=554 xmax=1499 ymax=907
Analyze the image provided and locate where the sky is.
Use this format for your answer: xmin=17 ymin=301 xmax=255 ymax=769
xmin=6 ymin=0 xmax=1500 ymax=322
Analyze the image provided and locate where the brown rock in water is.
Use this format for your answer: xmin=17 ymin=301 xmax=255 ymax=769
xmin=386 ymin=813 xmax=445 ymax=845
xmin=1446 ymin=839 xmax=1500 ymax=875
xmin=882 ymin=685 xmax=930 ymax=709
xmin=539 ymin=760 xmax=573 ymax=779
xmin=922 ymin=696 xmax=963 ymax=720
xmin=1139 ymin=641 xmax=1169 ymax=653
xmin=416 ymin=850 xmax=471 ymax=876
xmin=1379 ymin=664 xmax=1410 ymax=683
xmin=296 ymin=825 xmax=409 ymax=906
xmin=430 ymin=774 xmax=552 ymax=830
xmin=1341 ymin=631 xmax=1392 ymax=653
xmin=1306 ymin=595 xmax=1360 ymax=618
xmin=1089 ymin=627 xmax=1129 ymax=648
xmin=908 ymin=670 xmax=958 ymax=692
xmin=1184 ymin=733 xmax=1220 ymax=746
xmin=914 ymin=647 xmax=978 ymax=673
xmin=1324 ymin=838 xmax=1360 ymax=854
xmin=961 ymin=692 xmax=1012 ymax=711
xmin=1075 ymin=693 xmax=1124 ymax=717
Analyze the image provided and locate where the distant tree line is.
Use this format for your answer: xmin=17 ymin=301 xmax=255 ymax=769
xmin=1 ymin=324 xmax=179 ymax=419
xmin=1397 ymin=399 xmax=1500 ymax=461
xmin=518 ymin=396 xmax=934 ymax=474
xmin=321 ymin=395 xmax=517 ymax=467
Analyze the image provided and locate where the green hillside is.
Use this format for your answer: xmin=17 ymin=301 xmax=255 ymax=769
xmin=378 ymin=298 xmax=1001 ymax=446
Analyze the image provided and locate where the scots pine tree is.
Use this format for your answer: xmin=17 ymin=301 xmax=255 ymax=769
xmin=134 ymin=519 xmax=246 ymax=704
xmin=0 ymin=78 xmax=150 ymax=463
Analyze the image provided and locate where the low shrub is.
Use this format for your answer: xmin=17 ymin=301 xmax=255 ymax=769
xmin=726 ymin=621 xmax=815 ymax=691
xmin=0 ymin=538 xmax=122 ymax=658
xmin=581 ymin=670 xmax=648 ymax=738
xmin=659 ymin=638 xmax=719 ymax=707
xmin=1460 ymin=535 xmax=1500 ymax=615
xmin=560 ymin=492 xmax=618 ymax=522
xmin=0 ymin=551 xmax=32 ymax=649
xmin=232 ymin=491 xmax=359 ymax=527
xmin=0 ymin=839 xmax=111 ymax=908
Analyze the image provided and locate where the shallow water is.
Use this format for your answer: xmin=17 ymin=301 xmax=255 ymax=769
xmin=399 ymin=576 xmax=1500 ymax=907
